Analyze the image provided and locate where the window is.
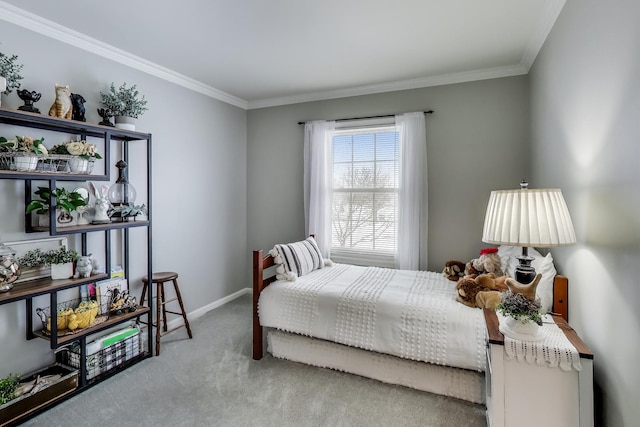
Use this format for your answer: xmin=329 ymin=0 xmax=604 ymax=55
xmin=331 ymin=123 xmax=399 ymax=267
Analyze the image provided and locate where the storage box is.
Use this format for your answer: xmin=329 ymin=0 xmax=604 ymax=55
xmin=0 ymin=363 xmax=78 ymax=426
xmin=61 ymin=327 xmax=141 ymax=380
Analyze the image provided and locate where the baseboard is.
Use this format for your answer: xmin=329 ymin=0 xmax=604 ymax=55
xmin=165 ymin=287 xmax=251 ymax=331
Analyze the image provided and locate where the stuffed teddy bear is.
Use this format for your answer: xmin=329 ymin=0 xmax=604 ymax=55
xmin=455 ymin=273 xmax=510 ymax=309
xmin=442 ymin=260 xmax=466 ymax=281
xmin=469 ymin=247 xmax=504 ymax=277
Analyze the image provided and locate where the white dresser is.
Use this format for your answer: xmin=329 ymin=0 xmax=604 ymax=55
xmin=483 ymin=309 xmax=594 ymax=427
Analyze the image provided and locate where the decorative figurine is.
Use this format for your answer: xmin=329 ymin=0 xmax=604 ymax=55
xmin=75 ymin=255 xmax=93 ymax=278
xmin=89 ymin=182 xmax=110 ymax=224
xmin=97 ymin=108 xmax=114 ymax=127
xmin=17 ymin=89 xmax=42 ymax=113
xmin=48 ymin=84 xmax=72 ymax=119
xmin=76 ymin=205 xmax=90 ymax=225
xmin=70 ymin=92 xmax=86 ymax=122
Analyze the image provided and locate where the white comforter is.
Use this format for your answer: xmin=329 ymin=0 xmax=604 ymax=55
xmin=258 ymin=263 xmax=487 ymax=371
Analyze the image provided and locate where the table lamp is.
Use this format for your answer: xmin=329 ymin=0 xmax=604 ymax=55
xmin=481 ymin=180 xmax=576 ymax=284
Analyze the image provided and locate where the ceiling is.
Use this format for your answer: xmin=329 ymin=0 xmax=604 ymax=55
xmin=0 ymin=0 xmax=565 ymax=109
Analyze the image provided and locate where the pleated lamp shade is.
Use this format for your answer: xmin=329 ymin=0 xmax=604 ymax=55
xmin=482 ymin=186 xmax=576 ymax=247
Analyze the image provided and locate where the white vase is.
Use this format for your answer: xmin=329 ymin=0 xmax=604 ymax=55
xmin=68 ymin=157 xmax=90 ymax=174
xmin=13 ymin=155 xmax=38 ymax=171
xmin=50 ymin=262 xmax=73 ymax=280
xmin=114 ymin=116 xmax=136 ymax=131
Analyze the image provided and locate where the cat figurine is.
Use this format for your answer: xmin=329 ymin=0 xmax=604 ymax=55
xmin=48 ymin=84 xmax=73 ymax=119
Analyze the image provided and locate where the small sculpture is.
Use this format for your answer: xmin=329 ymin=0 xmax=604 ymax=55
xmin=97 ymin=108 xmax=114 ymax=127
xmin=48 ymin=84 xmax=72 ymax=119
xmin=75 ymin=254 xmax=93 ymax=278
xmin=17 ymin=89 xmax=42 ymax=114
xmin=70 ymin=93 xmax=86 ymax=122
xmin=76 ymin=205 xmax=90 ymax=225
xmin=89 ymin=182 xmax=110 ymax=224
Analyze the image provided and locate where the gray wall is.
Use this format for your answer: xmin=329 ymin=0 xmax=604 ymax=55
xmin=0 ymin=23 xmax=247 ymax=376
xmin=530 ymin=0 xmax=640 ymax=426
xmin=247 ymin=76 xmax=530 ymax=271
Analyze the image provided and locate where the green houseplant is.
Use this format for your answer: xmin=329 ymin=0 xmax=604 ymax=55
xmin=26 ymin=186 xmax=88 ymax=228
xmin=0 ymin=373 xmax=19 ymax=405
xmin=43 ymin=247 xmax=78 ymax=280
xmin=100 ymin=82 xmax=148 ymax=130
xmin=0 ymin=50 xmax=23 ymax=95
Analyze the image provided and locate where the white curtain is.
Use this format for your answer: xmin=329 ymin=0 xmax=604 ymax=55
xmin=303 ymin=120 xmax=335 ymax=257
xmin=395 ymin=112 xmax=428 ymax=270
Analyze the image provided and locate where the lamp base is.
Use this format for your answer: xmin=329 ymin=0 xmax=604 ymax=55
xmin=515 ymin=253 xmax=536 ymax=284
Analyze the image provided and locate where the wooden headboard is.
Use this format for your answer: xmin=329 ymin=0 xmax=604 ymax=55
xmin=252 ymin=249 xmax=569 ymax=360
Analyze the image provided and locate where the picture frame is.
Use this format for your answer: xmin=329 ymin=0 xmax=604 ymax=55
xmin=4 ymin=237 xmax=68 ymax=283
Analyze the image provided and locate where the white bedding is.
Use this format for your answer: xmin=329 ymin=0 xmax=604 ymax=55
xmin=258 ymin=263 xmax=487 ymax=371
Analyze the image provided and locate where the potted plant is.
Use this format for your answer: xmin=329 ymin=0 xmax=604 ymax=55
xmin=496 ymin=290 xmax=544 ymax=339
xmin=0 ymin=373 xmax=19 ymax=405
xmin=107 ymin=202 xmax=147 ymax=222
xmin=50 ymin=140 xmax=102 ymax=174
xmin=99 ymin=82 xmax=148 ymax=130
xmin=0 ymin=135 xmax=47 ymax=172
xmin=43 ymin=247 xmax=78 ymax=280
xmin=0 ymin=50 xmax=23 ymax=106
xmin=25 ymin=186 xmax=88 ymax=228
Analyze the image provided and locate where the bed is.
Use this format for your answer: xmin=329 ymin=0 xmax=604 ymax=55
xmin=252 ymin=242 xmax=569 ymax=404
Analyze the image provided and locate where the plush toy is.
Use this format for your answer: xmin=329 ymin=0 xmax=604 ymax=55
xmin=455 ymin=276 xmax=483 ymax=308
xmin=469 ymin=247 xmax=504 ymax=277
xmin=455 ymin=273 xmax=510 ymax=309
xmin=476 ymin=290 xmax=502 ymax=309
xmin=442 ymin=260 xmax=466 ymax=281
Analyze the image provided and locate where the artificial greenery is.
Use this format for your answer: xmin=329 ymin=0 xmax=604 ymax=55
xmin=50 ymin=140 xmax=102 ymax=160
xmin=107 ymin=202 xmax=147 ymax=219
xmin=99 ymin=82 xmax=148 ymax=119
xmin=25 ymin=186 xmax=88 ymax=215
xmin=0 ymin=136 xmax=48 ymax=155
xmin=0 ymin=373 xmax=20 ymax=405
xmin=0 ymin=50 xmax=23 ymax=95
xmin=496 ymin=290 xmax=544 ymax=325
xmin=43 ymin=247 xmax=78 ymax=265
xmin=17 ymin=248 xmax=46 ymax=268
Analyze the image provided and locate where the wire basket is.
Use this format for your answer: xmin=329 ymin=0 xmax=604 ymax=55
xmin=36 ymin=298 xmax=109 ymax=335
xmin=0 ymin=153 xmax=95 ymax=174
xmin=59 ymin=327 xmax=141 ymax=380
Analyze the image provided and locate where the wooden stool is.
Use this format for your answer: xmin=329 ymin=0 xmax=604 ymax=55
xmin=140 ymin=272 xmax=193 ymax=356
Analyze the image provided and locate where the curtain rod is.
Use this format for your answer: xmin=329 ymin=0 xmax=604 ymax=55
xmin=297 ymin=110 xmax=434 ymax=125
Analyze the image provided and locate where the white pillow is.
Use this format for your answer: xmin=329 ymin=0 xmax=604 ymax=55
xmin=497 ymin=245 xmax=557 ymax=311
xmin=269 ymin=237 xmax=325 ymax=281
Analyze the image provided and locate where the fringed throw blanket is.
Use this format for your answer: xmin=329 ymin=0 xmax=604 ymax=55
xmin=499 ymin=314 xmax=582 ymax=371
xmin=258 ymin=263 xmax=486 ymax=371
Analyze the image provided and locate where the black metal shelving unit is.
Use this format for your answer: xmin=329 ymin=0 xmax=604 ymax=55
xmin=0 ymin=108 xmax=153 ymax=425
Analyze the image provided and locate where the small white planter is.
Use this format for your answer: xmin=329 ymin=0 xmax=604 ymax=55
xmin=50 ymin=262 xmax=73 ymax=280
xmin=114 ymin=116 xmax=136 ymax=131
xmin=14 ymin=155 xmax=38 ymax=172
xmin=499 ymin=315 xmax=545 ymax=341
xmin=68 ymin=157 xmax=90 ymax=174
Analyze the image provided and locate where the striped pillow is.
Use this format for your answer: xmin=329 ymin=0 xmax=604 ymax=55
xmin=271 ymin=237 xmax=324 ymax=281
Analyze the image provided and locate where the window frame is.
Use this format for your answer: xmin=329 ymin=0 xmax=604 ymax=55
xmin=330 ymin=118 xmax=399 ymax=267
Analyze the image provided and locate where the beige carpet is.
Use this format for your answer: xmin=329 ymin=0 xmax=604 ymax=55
xmin=22 ymin=294 xmax=486 ymax=427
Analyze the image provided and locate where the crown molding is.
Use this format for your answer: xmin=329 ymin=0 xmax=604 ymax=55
xmin=0 ymin=0 xmax=563 ymax=111
xmin=247 ymin=64 xmax=528 ymax=109
xmin=520 ymin=0 xmax=566 ymax=71
xmin=0 ymin=1 xmax=248 ymax=109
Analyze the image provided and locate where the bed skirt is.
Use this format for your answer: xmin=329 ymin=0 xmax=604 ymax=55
xmin=267 ymin=330 xmax=486 ymax=405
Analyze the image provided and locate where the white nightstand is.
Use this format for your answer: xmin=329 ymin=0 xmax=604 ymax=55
xmin=483 ymin=309 xmax=594 ymax=427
